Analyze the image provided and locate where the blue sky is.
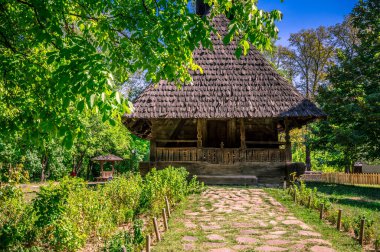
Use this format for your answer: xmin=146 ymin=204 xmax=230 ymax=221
xmin=258 ymin=0 xmax=358 ymax=46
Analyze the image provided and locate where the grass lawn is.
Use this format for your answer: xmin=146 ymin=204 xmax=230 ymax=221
xmin=265 ymin=181 xmax=380 ymax=251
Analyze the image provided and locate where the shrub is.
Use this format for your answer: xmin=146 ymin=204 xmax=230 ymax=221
xmin=0 ymin=185 xmax=36 ymax=251
xmin=0 ymin=166 xmax=202 ymax=251
xmin=102 ymin=173 xmax=143 ymax=224
xmin=102 ymin=219 xmax=145 ymax=252
xmin=140 ymin=166 xmax=203 ymax=215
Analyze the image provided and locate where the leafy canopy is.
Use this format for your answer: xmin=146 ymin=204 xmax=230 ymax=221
xmin=312 ymin=0 xmax=380 ymax=168
xmin=0 ymin=0 xmax=281 ymax=147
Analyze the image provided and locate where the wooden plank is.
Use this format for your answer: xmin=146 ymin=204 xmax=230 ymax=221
xmin=156 ymin=140 xmax=197 ymax=143
xmin=245 ymin=141 xmax=286 ymax=145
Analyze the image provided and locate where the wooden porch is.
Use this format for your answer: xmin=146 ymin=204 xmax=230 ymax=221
xmin=155 ymin=145 xmax=290 ymax=164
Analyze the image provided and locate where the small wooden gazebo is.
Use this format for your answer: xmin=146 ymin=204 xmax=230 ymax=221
xmin=92 ymin=154 xmax=123 ymax=181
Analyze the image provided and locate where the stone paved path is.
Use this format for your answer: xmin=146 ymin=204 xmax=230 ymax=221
xmin=153 ymin=187 xmax=336 ymax=252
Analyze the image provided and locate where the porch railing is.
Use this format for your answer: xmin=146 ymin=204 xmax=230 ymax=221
xmin=155 ymin=147 xmax=288 ymax=164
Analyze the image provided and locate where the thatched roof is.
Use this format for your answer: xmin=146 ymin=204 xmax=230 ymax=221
xmin=91 ymin=154 xmax=123 ymax=162
xmin=124 ymin=16 xmax=325 ymax=135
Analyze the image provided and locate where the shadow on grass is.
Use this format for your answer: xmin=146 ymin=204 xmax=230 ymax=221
xmin=305 ymin=182 xmax=380 ymax=211
xmin=331 ymin=198 xmax=380 ymax=211
xmin=305 ymin=182 xmax=380 ymax=200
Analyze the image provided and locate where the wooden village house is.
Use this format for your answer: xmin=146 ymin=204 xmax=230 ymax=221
xmin=124 ymin=2 xmax=325 ymax=185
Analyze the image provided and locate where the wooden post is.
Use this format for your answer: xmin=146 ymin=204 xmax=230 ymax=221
xmin=165 ymin=196 xmax=171 ymax=218
xmin=240 ymin=119 xmax=246 ymax=149
xmin=111 ymin=161 xmax=115 ymax=174
xmin=283 ymin=180 xmax=287 ymax=190
xmin=337 ymin=209 xmax=342 ymax=231
xmin=197 ymin=119 xmax=203 ymax=148
xmin=359 ymin=217 xmax=365 ymax=245
xmin=227 ymin=119 xmax=236 ymax=147
xmin=162 ymin=208 xmax=168 ymax=231
xmin=240 ymin=119 xmax=246 ymax=162
xmin=319 ymin=203 xmax=324 ymax=220
xmin=197 ymin=119 xmax=203 ymax=161
xmin=153 ymin=217 xmax=161 ymax=241
xmin=293 ymin=191 xmax=297 ymax=203
xmin=308 ymin=196 xmax=312 ymax=208
xmin=100 ymin=161 xmax=104 ymax=173
xmin=146 ymin=234 xmax=151 ymax=252
xmin=150 ymin=140 xmax=157 ymax=162
xmin=284 ymin=118 xmax=292 ymax=162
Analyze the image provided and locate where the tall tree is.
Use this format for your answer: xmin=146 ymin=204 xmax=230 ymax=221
xmin=278 ymin=27 xmax=335 ymax=99
xmin=313 ymin=0 xmax=380 ymax=172
xmin=0 ymin=0 xmax=282 ymax=148
xmin=272 ymin=27 xmax=335 ymax=170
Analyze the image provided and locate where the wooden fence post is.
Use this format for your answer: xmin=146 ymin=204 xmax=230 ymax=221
xmin=293 ymin=191 xmax=297 ymax=203
xmin=165 ymin=196 xmax=171 ymax=218
xmin=319 ymin=204 xmax=324 ymax=220
xmin=337 ymin=209 xmax=342 ymax=231
xmin=162 ymin=208 xmax=168 ymax=231
xmin=307 ymin=196 xmax=312 ymax=208
xmin=359 ymin=217 xmax=365 ymax=245
xmin=153 ymin=217 xmax=161 ymax=241
xmin=146 ymin=234 xmax=151 ymax=252
xmin=283 ymin=180 xmax=287 ymax=190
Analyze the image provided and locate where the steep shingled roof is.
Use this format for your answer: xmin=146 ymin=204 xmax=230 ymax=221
xmin=125 ymin=16 xmax=325 ymax=120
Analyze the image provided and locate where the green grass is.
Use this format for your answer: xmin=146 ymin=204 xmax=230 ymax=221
xmin=304 ymin=182 xmax=380 ymax=228
xmin=265 ymin=188 xmax=362 ymax=252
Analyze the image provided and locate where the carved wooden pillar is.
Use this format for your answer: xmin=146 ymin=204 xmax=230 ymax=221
xmin=240 ymin=118 xmax=246 ymax=162
xmin=197 ymin=119 xmax=203 ymax=161
xmin=240 ymin=118 xmax=246 ymax=149
xmin=227 ymin=119 xmax=236 ymax=147
xmin=284 ymin=118 xmax=292 ymax=162
xmin=197 ymin=119 xmax=203 ymax=148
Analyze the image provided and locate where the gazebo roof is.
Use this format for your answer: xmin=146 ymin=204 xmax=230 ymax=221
xmin=123 ymin=15 xmax=325 ymax=138
xmin=91 ymin=154 xmax=123 ymax=162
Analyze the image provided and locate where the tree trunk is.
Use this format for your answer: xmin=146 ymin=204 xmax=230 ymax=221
xmin=41 ymin=154 xmax=48 ymax=182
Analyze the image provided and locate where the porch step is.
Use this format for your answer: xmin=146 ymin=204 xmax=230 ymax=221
xmin=196 ymin=175 xmax=258 ymax=185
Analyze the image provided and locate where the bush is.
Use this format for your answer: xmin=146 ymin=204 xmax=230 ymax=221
xmin=0 ymin=166 xmax=203 ymax=251
xmin=0 ymin=185 xmax=36 ymax=251
xmin=102 ymin=173 xmax=143 ymax=224
xmin=140 ymin=166 xmax=203 ymax=215
xmin=103 ymin=219 xmax=144 ymax=252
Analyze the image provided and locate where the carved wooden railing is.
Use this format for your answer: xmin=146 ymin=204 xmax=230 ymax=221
xmin=155 ymin=147 xmax=288 ymax=163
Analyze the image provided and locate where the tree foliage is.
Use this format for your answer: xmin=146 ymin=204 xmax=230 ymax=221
xmin=0 ymin=0 xmax=281 ymax=148
xmin=312 ymin=0 xmax=380 ymax=171
xmin=0 ymin=114 xmax=149 ymax=182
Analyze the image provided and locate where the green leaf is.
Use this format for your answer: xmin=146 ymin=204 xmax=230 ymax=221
xmin=115 ymin=92 xmax=121 ymax=104
xmin=77 ymin=100 xmax=85 ymax=112
xmin=235 ymin=47 xmax=243 ymax=59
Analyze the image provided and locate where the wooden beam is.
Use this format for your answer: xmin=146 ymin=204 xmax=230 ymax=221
xmin=156 ymin=140 xmax=197 ymax=143
xmin=197 ymin=119 xmax=203 ymax=148
xmin=227 ymin=119 xmax=236 ymax=147
xmin=240 ymin=118 xmax=246 ymax=149
xmin=202 ymin=119 xmax=207 ymax=147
